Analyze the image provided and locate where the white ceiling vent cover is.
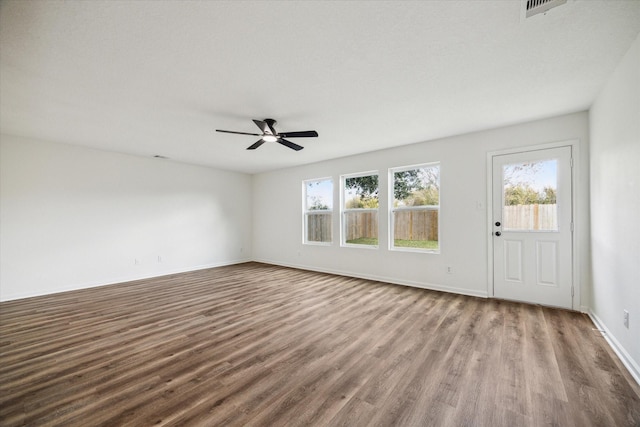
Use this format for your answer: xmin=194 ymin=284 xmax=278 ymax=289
xmin=524 ymin=0 xmax=568 ymax=18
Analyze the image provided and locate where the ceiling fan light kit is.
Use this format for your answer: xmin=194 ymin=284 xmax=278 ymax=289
xmin=216 ymin=118 xmax=318 ymax=151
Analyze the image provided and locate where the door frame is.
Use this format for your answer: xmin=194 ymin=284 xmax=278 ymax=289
xmin=486 ymin=139 xmax=580 ymax=310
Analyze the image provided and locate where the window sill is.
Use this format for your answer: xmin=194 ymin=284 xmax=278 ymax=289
xmin=303 ymin=241 xmax=333 ymax=246
xmin=341 ymin=243 xmax=379 ymax=250
xmin=390 ymin=247 xmax=440 ymax=254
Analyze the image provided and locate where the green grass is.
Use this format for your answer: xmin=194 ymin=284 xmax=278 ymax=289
xmin=346 ymin=238 xmax=438 ymax=250
xmin=394 ymin=239 xmax=439 ymax=250
xmin=346 ymin=237 xmax=379 ymax=246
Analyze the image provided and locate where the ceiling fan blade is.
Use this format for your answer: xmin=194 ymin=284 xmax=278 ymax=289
xmin=265 ymin=120 xmax=278 ymax=136
xmin=254 ymin=119 xmax=280 ymax=136
xmin=247 ymin=139 xmax=266 ymax=150
xmin=279 ymin=130 xmax=318 ymax=138
xmin=252 ymin=119 xmax=271 ymax=135
xmin=216 ymin=129 xmax=261 ymax=137
xmin=277 ymin=138 xmax=304 ymax=151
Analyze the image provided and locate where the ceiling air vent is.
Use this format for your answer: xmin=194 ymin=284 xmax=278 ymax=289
xmin=524 ymin=0 xmax=567 ymax=18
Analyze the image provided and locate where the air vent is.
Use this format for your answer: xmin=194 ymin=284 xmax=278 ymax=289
xmin=524 ymin=0 xmax=567 ymax=18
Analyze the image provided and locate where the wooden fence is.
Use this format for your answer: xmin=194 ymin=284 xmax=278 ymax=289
xmin=393 ymin=209 xmax=439 ymax=241
xmin=308 ymin=205 xmax=555 ymax=242
xmin=344 ymin=211 xmax=378 ymax=241
xmin=308 ymin=210 xmax=440 ymax=242
xmin=503 ymin=204 xmax=557 ymax=231
xmin=342 ymin=209 xmax=439 ymax=241
xmin=306 ymin=212 xmax=332 ymax=242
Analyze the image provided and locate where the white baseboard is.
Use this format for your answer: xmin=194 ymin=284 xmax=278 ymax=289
xmin=0 ymin=258 xmax=252 ymax=302
xmin=589 ymin=310 xmax=640 ymax=386
xmin=252 ymin=258 xmax=489 ymax=299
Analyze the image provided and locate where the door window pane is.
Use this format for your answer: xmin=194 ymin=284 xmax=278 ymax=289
xmin=502 ymin=159 xmax=558 ymax=231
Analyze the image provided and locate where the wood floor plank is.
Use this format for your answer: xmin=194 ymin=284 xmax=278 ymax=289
xmin=543 ymin=307 xmax=640 ymax=426
xmin=1 ymin=262 xmax=639 ymax=426
xmin=522 ymin=304 xmax=568 ymax=402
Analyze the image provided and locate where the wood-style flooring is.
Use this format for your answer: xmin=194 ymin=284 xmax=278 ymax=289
xmin=1 ymin=262 xmax=639 ymax=426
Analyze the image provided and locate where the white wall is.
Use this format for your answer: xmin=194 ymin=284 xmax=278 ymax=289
xmin=253 ymin=112 xmax=591 ymax=305
xmin=0 ymin=135 xmax=252 ymax=301
xmin=589 ymin=34 xmax=640 ymax=382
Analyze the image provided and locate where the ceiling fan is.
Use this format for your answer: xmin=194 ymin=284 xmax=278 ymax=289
xmin=216 ymin=118 xmax=318 ymax=151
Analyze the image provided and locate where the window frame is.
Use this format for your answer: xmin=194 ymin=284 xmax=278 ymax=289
xmin=341 ymin=171 xmax=380 ymax=249
xmin=389 ymin=162 xmax=441 ymax=254
xmin=303 ymin=177 xmax=334 ymax=245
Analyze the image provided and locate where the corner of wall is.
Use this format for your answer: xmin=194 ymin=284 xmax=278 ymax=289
xmin=589 ymin=310 xmax=640 ymax=385
xmin=588 ymin=33 xmax=640 ymax=385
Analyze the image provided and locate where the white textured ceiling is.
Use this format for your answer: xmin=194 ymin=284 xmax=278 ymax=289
xmin=1 ymin=1 xmax=639 ymax=174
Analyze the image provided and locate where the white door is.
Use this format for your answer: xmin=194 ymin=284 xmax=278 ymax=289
xmin=492 ymin=146 xmax=573 ymax=308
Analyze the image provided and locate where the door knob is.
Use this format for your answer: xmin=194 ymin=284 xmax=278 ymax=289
xmin=495 ymin=231 xmax=501 ymax=236
xmin=495 ymin=221 xmax=501 ymax=227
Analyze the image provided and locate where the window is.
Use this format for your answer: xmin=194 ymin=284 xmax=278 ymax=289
xmin=502 ymin=159 xmax=558 ymax=231
xmin=303 ymin=178 xmax=333 ymax=244
xmin=342 ymin=172 xmax=379 ymax=247
xmin=390 ymin=163 xmax=440 ymax=252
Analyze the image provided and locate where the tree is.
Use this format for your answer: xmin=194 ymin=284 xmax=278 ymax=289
xmin=504 ymin=185 xmax=540 ymax=205
xmin=404 ymin=187 xmax=439 ymax=206
xmin=345 ymin=175 xmax=379 ymax=208
xmin=308 ymin=196 xmax=329 ymax=210
xmin=503 ymin=162 xmax=542 ymax=187
xmin=394 ymin=167 xmax=439 ymax=206
xmin=306 ymin=180 xmax=332 ymax=210
xmin=345 ymin=197 xmax=379 ymax=209
xmin=541 ymin=186 xmax=556 ymax=204
xmin=504 ymin=185 xmax=557 ymax=205
xmin=393 ymin=170 xmax=420 ymax=200
xmin=345 ymin=175 xmax=379 ymax=199
xmin=344 ymin=167 xmax=440 ymax=208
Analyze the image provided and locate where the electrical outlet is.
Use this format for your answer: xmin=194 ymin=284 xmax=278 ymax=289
xmin=446 ymin=266 xmax=453 ymax=274
xmin=623 ymin=310 xmax=629 ymax=328
xmin=134 ymin=258 xmax=140 ymax=265
xmin=157 ymin=255 xmax=162 ymax=263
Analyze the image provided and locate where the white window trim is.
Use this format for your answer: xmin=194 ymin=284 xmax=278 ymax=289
xmin=303 ymin=177 xmax=333 ymax=245
xmin=341 ymin=171 xmax=379 ymax=248
xmin=389 ymin=163 xmax=440 ymax=254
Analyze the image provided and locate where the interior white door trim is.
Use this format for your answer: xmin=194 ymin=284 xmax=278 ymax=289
xmin=486 ymin=139 xmax=581 ymax=310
